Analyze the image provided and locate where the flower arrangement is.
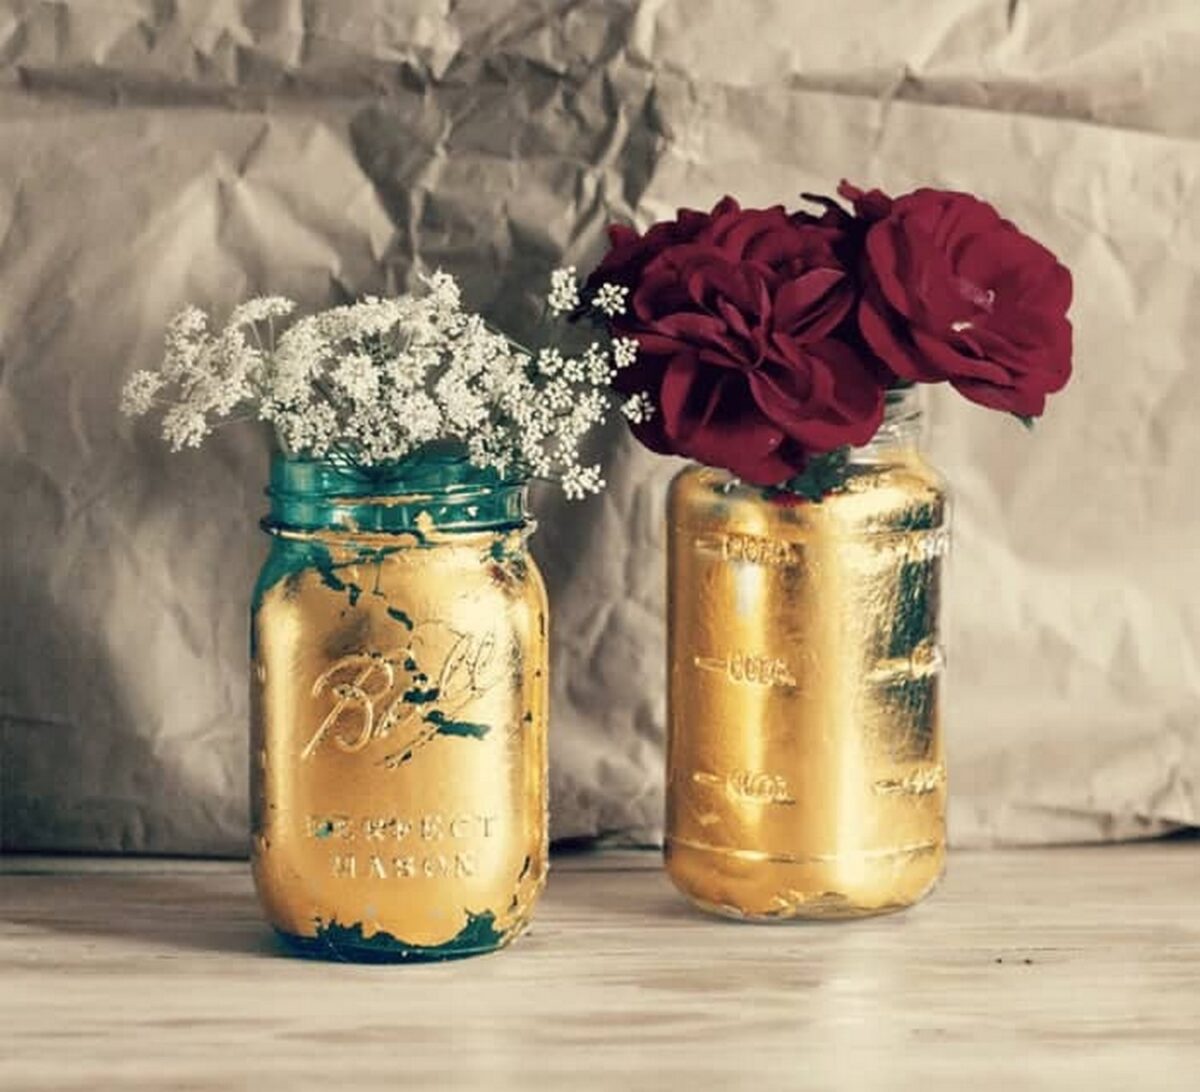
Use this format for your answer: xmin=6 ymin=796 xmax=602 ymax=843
xmin=121 ymin=271 xmax=635 ymax=499
xmin=565 ymin=181 xmax=1073 ymax=494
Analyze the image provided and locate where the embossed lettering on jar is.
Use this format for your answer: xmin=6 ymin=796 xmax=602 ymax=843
xmin=250 ymin=449 xmax=548 ymax=960
xmin=665 ymin=389 xmax=948 ymax=919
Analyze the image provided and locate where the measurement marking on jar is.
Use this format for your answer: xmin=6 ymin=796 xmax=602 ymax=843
xmin=867 ymin=640 xmax=945 ymax=685
xmin=691 ymin=529 xmax=948 ymax=566
xmin=691 ymin=770 xmax=796 ymax=806
xmin=873 ymin=765 xmax=945 ymax=796
xmin=689 ymin=533 xmax=801 ymax=567
xmin=724 ymin=533 xmax=799 ymax=566
xmin=888 ymin=526 xmax=950 ymax=563
xmin=692 ymin=651 xmax=797 ymax=688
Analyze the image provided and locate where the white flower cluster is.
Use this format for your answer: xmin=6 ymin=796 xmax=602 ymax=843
xmin=621 ymin=392 xmax=656 ymax=424
xmin=547 ymin=266 xmax=581 ymax=315
xmin=118 ymin=298 xmax=297 ymax=450
xmin=547 ymin=266 xmax=630 ymax=320
xmin=121 ymin=271 xmax=639 ymax=499
xmin=593 ymin=282 xmax=629 ymax=317
xmin=612 ymin=337 xmax=639 ymax=370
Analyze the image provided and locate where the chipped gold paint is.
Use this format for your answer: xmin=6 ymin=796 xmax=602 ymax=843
xmin=251 ymin=505 xmax=547 ymax=954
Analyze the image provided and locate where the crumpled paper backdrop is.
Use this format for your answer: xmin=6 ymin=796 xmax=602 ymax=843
xmin=1 ymin=0 xmax=1197 ymax=854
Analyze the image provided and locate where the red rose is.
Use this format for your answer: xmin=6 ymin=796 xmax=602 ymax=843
xmin=840 ymin=182 xmax=1073 ymax=417
xmin=590 ymin=197 xmax=886 ymax=485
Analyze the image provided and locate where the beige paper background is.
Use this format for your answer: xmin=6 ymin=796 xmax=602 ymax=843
xmin=1 ymin=0 xmax=1196 ymax=854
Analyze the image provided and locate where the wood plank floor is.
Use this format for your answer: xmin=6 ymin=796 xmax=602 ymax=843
xmin=1 ymin=844 xmax=1197 ymax=1090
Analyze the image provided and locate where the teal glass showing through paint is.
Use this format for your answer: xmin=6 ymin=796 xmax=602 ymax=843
xmin=250 ymin=445 xmax=550 ymax=962
xmin=263 ymin=444 xmax=529 ymax=536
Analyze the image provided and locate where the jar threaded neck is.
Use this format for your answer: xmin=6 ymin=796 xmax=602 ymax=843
xmin=264 ymin=450 xmax=529 ymax=536
xmin=858 ymin=387 xmax=924 ymax=457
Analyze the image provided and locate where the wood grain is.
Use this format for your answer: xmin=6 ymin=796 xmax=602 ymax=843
xmin=1 ymin=845 xmax=1197 ymax=1090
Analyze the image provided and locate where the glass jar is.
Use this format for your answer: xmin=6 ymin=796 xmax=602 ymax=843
xmin=664 ymin=389 xmax=948 ymax=919
xmin=250 ymin=447 xmax=548 ymax=960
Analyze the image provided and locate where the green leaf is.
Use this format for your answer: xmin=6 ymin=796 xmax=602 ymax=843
xmin=776 ymin=447 xmax=851 ymax=503
xmin=1015 ymin=414 xmax=1036 ymax=432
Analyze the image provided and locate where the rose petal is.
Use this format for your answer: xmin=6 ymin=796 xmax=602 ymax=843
xmin=654 ymin=316 xmax=749 ymax=369
xmin=773 ymin=268 xmax=850 ymax=341
xmin=748 ymin=340 xmax=884 ymax=451
xmin=911 ymin=327 xmax=1012 ymax=386
xmin=715 ymin=206 xmax=791 ymax=258
xmin=632 ymin=265 xmax=693 ymax=322
xmin=839 ymin=180 xmax=893 ymax=221
xmin=681 ymin=402 xmax=799 ymax=485
xmin=865 ymin=220 xmax=923 ymax=321
xmin=659 ymin=353 xmax=723 ymax=443
xmin=857 ymin=288 xmax=943 ymax=383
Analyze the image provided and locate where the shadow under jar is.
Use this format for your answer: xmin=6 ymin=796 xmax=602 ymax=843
xmin=664 ymin=389 xmax=949 ymax=920
xmin=250 ymin=448 xmax=548 ymax=961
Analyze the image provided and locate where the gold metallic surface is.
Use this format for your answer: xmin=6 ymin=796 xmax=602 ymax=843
xmin=665 ymin=429 xmax=948 ymax=919
xmin=251 ymin=524 xmax=548 ymax=955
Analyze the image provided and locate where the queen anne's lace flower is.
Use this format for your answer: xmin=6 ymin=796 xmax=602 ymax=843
xmin=592 ymin=283 xmax=629 ymax=317
xmin=160 ymin=307 xmax=211 ymax=380
xmin=228 ymin=296 xmax=296 ymax=330
xmin=332 ymin=353 xmax=380 ymax=403
xmin=548 ymin=267 xmax=581 ymax=315
xmin=121 ymin=271 xmax=631 ymax=499
xmin=612 ymin=337 xmax=638 ymax=370
xmin=119 ymin=371 xmax=164 ymax=416
xmin=621 ymin=391 xmax=655 ymax=424
xmin=424 ymin=271 xmax=461 ymax=313
xmin=160 ymin=405 xmax=209 ymax=450
xmin=561 ymin=463 xmax=605 ymax=500
xmin=583 ymin=343 xmax=613 ymax=386
xmin=434 ymin=372 xmax=488 ymax=432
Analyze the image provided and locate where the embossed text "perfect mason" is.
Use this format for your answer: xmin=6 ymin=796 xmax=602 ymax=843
xmin=305 ymin=812 xmax=500 ymax=843
xmin=329 ymin=853 xmax=480 ymax=881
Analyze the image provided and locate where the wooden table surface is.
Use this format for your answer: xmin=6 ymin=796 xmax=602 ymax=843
xmin=1 ymin=844 xmax=1197 ymax=1091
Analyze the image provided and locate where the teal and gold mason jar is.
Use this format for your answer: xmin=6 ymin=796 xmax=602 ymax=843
xmin=665 ymin=389 xmax=949 ymax=919
xmin=250 ymin=447 xmax=548 ymax=961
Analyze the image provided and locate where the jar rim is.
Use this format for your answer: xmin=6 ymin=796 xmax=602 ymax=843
xmin=883 ymin=384 xmax=920 ymax=415
xmin=264 ymin=448 xmax=530 ymax=536
xmin=859 ymin=385 xmax=923 ymax=456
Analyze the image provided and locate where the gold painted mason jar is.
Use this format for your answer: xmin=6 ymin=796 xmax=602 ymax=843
xmin=250 ymin=448 xmax=548 ymax=960
xmin=664 ymin=389 xmax=948 ymax=919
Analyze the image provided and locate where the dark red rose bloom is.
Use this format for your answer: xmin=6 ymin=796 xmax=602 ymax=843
xmin=588 ymin=197 xmax=886 ymax=485
xmin=837 ymin=181 xmax=1073 ymax=417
